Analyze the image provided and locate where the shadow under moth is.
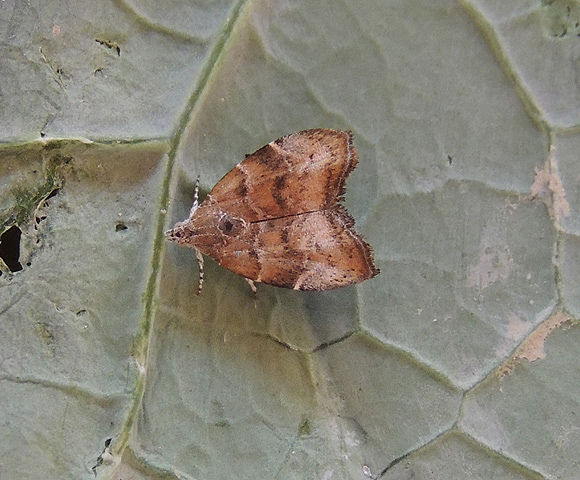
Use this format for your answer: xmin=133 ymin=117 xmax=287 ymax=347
xmin=166 ymin=128 xmax=379 ymax=293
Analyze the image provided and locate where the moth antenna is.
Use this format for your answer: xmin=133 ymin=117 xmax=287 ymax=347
xmin=195 ymin=247 xmax=204 ymax=295
xmin=190 ymin=176 xmax=200 ymax=217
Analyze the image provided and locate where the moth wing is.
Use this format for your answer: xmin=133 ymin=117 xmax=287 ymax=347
xmin=205 ymin=129 xmax=358 ymax=222
xmin=216 ymin=208 xmax=379 ymax=291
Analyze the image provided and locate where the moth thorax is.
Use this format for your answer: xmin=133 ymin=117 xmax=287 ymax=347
xmin=217 ymin=214 xmax=245 ymax=237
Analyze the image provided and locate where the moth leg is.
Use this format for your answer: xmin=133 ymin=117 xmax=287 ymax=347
xmin=245 ymin=278 xmax=257 ymax=295
xmin=189 ymin=176 xmax=200 ymax=217
xmin=195 ymin=247 xmax=204 ymax=295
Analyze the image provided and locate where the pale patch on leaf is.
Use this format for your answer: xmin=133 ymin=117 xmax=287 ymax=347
xmin=467 ymin=216 xmax=515 ymax=290
xmin=530 ymin=153 xmax=570 ymax=229
xmin=498 ymin=311 xmax=573 ymax=378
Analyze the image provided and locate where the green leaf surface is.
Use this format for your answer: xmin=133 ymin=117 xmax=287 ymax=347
xmin=1 ymin=0 xmax=579 ymax=479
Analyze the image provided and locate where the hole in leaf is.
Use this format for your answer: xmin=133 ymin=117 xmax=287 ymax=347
xmin=115 ymin=223 xmax=128 ymax=232
xmin=0 ymin=226 xmax=23 ymax=272
xmin=45 ymin=188 xmax=60 ymax=201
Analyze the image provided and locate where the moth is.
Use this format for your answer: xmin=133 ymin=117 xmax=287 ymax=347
xmin=166 ymin=128 xmax=379 ymax=293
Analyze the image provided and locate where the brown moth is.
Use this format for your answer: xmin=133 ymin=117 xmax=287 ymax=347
xmin=166 ymin=128 xmax=379 ymax=293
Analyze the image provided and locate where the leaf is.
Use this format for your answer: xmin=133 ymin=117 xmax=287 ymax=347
xmin=1 ymin=0 xmax=579 ymax=479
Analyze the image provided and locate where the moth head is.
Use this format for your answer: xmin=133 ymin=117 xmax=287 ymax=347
xmin=166 ymin=206 xmax=247 ymax=249
xmin=165 ymin=220 xmax=197 ymax=246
